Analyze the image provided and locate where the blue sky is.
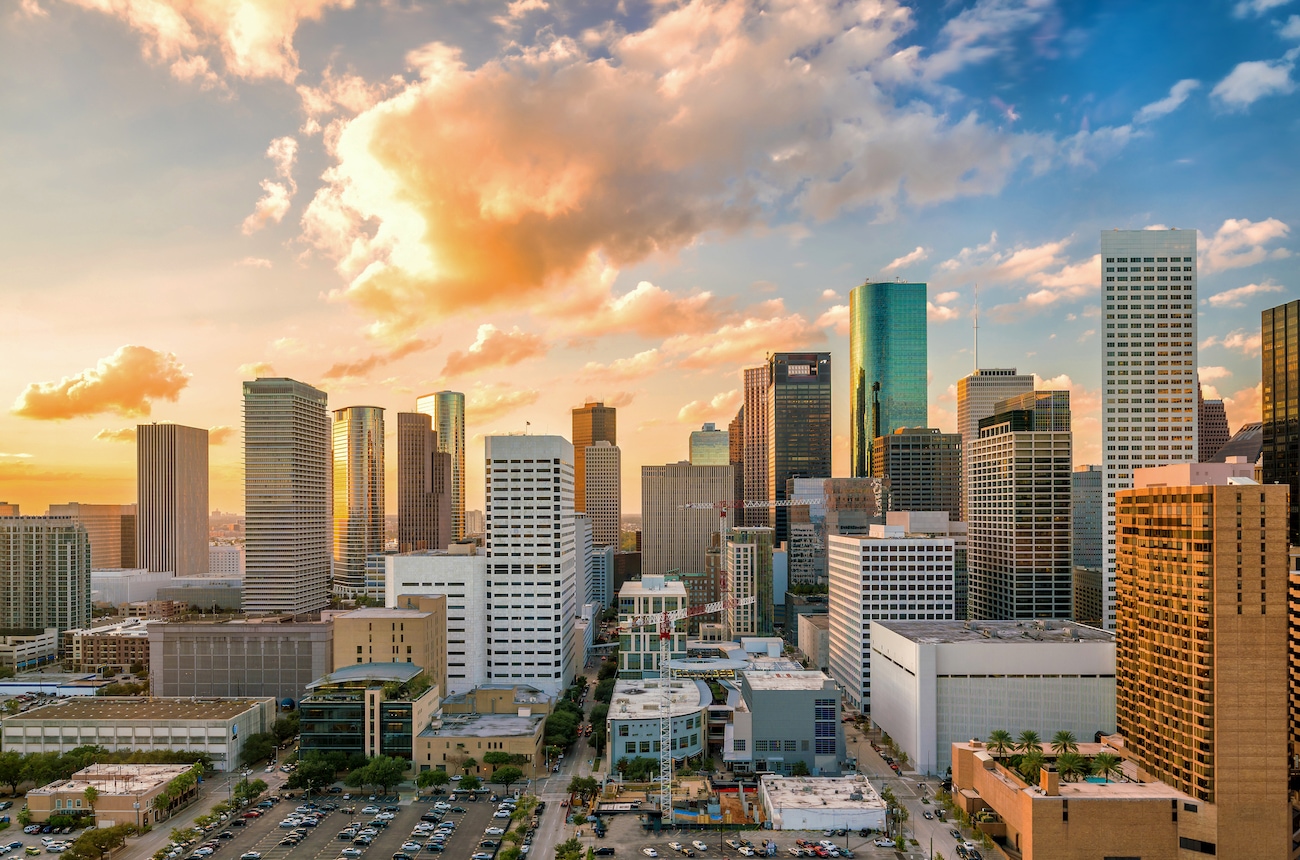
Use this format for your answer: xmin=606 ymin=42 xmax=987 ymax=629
xmin=1 ymin=0 xmax=1297 ymax=513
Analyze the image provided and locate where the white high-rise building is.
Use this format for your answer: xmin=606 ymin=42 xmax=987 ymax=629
xmin=386 ymin=547 xmax=489 ymax=695
xmin=208 ymin=545 xmax=244 ymax=577
xmin=956 ymin=369 xmax=1034 ymax=521
xmin=484 ymin=435 xmax=577 ymax=697
xmin=584 ymin=441 xmax=621 ymax=548
xmin=1101 ymin=229 xmax=1198 ymax=630
xmin=573 ymin=513 xmax=593 ymax=615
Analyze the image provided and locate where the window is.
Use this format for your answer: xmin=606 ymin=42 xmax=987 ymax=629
xmin=618 ymin=725 xmax=629 ymax=737
xmin=625 ymin=742 xmax=636 ymax=754
xmin=734 ymin=739 xmax=746 ymax=751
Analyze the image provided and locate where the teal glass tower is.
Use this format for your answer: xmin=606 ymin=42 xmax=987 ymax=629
xmin=849 ymin=281 xmax=928 ymax=477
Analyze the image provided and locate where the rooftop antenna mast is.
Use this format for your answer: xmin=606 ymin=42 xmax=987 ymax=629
xmin=973 ymin=283 xmax=980 ymax=371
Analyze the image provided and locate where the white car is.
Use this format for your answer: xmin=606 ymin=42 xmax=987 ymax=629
xmin=692 ymin=844 xmax=707 ymax=853
xmin=401 ymin=844 xmax=423 ymax=853
xmin=738 ymin=849 xmax=755 ymax=857
xmin=493 ymin=811 xmax=511 ymax=819
xmin=241 ymin=853 xmax=263 ymax=860
xmin=873 ymin=840 xmax=893 ymax=849
xmin=643 ymin=851 xmax=658 ymax=858
xmin=484 ymin=828 xmax=506 ymax=837
xmin=362 ymin=806 xmax=381 ymax=815
xmin=433 ymin=803 xmax=450 ymax=811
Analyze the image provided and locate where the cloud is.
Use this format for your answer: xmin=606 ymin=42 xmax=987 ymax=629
xmin=677 ymin=389 xmax=743 ymax=425
xmin=1199 ymin=366 xmax=1233 ymax=382
xmin=302 ymin=0 xmax=1061 ymax=337
xmin=1200 ymin=217 xmax=1292 ymax=272
xmin=237 ymin=256 xmax=273 ymax=268
xmin=937 ymin=233 xmax=1098 ymax=316
xmin=1204 ymin=280 xmax=1285 ymax=308
xmin=815 ymin=305 xmax=849 ymax=336
xmin=209 ymin=425 xmax=234 ymax=445
xmin=821 ymin=289 xmax=839 ymax=301
xmin=1211 ymin=55 xmax=1297 ymax=110
xmin=13 ymin=346 xmax=190 ymax=420
xmin=0 ymin=462 xmax=77 ymax=483
xmin=561 ymin=281 xmax=723 ymax=340
xmin=297 ymin=66 xmax=400 ymax=128
xmin=928 ymin=301 xmax=961 ymax=322
xmin=1284 ymin=15 xmax=1300 ymax=38
xmin=493 ymin=0 xmax=548 ymax=29
xmin=1134 ymin=79 xmax=1200 ymax=123
xmin=665 ymin=308 xmax=822 ymax=370
xmin=582 ymin=390 xmax=636 ymax=409
xmin=913 ymin=0 xmax=1059 ymax=81
xmin=238 ymin=361 xmax=276 ymax=378
xmin=442 ymin=325 xmax=546 ymax=377
xmin=18 ymin=0 xmax=48 ymax=19
xmin=321 ymin=337 xmax=439 ymax=381
xmin=1234 ymin=0 xmax=1295 ymax=17
xmin=466 ymin=383 xmax=540 ymax=425
xmin=0 ymin=452 xmax=34 ymax=458
xmin=1223 ymin=383 xmax=1264 ymax=430
xmin=581 ymin=349 xmax=664 ymax=382
xmin=94 ymin=427 xmax=137 ymax=443
xmin=242 ymin=136 xmax=299 ymax=234
xmin=1201 ymin=329 xmax=1264 ymax=356
xmin=58 ymin=0 xmax=353 ymax=85
xmin=883 ymin=246 xmax=929 ymax=271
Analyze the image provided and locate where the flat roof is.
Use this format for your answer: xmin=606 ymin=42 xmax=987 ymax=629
xmin=5 ymin=697 xmax=268 ymax=722
xmin=954 ymin=743 xmax=1187 ymax=800
xmin=799 ymin=615 xmax=831 ymax=630
xmin=609 ymin=679 xmax=707 ymax=719
xmin=760 ymin=775 xmax=886 ymax=811
xmin=420 ymin=712 xmax=544 ymax=739
xmin=742 ymin=670 xmax=833 ymax=691
xmin=873 ymin=619 xmax=1114 ymax=644
xmin=337 ymin=608 xmax=433 ymax=619
xmin=29 ymin=764 xmax=192 ymax=797
xmin=307 ymin=662 xmax=422 ymax=689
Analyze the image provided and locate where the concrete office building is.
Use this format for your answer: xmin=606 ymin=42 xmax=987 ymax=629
xmin=617 ymin=575 xmax=687 ymax=678
xmin=573 ymin=515 xmax=592 ymax=623
xmin=0 ymin=504 xmax=16 ymax=517
xmin=149 ymin=618 xmax=333 ymax=705
xmin=606 ymin=678 xmax=709 ymax=763
xmin=90 ymin=568 xmax=173 ymax=606
xmin=870 ymin=619 xmax=1116 ymax=776
xmin=417 ymin=391 xmax=466 ymax=541
xmin=849 ymin=280 xmax=927 ymax=478
xmin=823 ymin=478 xmax=891 ymax=537
xmin=827 ymin=525 xmax=955 ymax=713
xmin=483 ymin=435 xmax=578 ymax=697
xmin=956 ymin=369 xmax=1034 ymax=521
xmin=726 ymin=527 xmax=775 ymax=638
xmin=759 ymin=776 xmax=885 ymax=832
xmin=589 ymin=544 xmax=614 ymax=608
xmin=47 ymin=503 xmax=136 ymax=570
xmin=396 ymin=412 xmax=451 ymax=553
xmin=1197 ymin=381 xmax=1230 ymax=461
xmin=689 ymin=423 xmax=729 ymax=466
xmin=1114 ymin=464 xmax=1288 ymax=856
xmin=571 ymin=401 xmax=616 ymax=515
xmin=641 ymin=462 xmax=734 ymax=578
xmin=731 ymin=671 xmax=844 ymax=776
xmin=968 ymin=390 xmax=1073 ymax=620
xmin=0 ymin=517 xmax=92 ymax=633
xmin=871 ymin=427 xmax=961 ymax=521
xmin=332 ymin=406 xmax=385 ymax=596
xmin=796 ymin=613 xmax=830 ymax=671
xmin=0 ymin=629 xmax=58 ymax=671
xmin=136 ymin=424 xmax=208 ymax=578
xmin=742 ymin=367 xmax=768 ymax=528
xmin=299 ymin=663 xmax=440 ymax=762
xmin=243 ymin=378 xmax=331 ymax=615
xmin=584 ymin=441 xmax=621 ymax=548
xmin=208 ymin=545 xmax=243 ymax=576
xmin=767 ymin=352 xmax=832 ymax=547
xmin=1262 ymin=299 xmax=1300 ymax=543
xmin=1101 ymin=228 xmax=1198 ymax=630
xmin=386 ymin=552 xmax=488 ymax=695
xmin=887 ymin=511 xmax=968 ymax=620
xmin=157 ymin=576 xmax=242 ymax=610
xmin=332 ymin=596 xmax=447 ymax=696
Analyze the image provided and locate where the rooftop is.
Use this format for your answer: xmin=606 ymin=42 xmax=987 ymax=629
xmin=336 ymin=607 xmax=434 ymax=619
xmin=742 ymin=670 xmax=834 ymax=691
xmin=872 ymin=619 xmax=1114 ymax=644
xmin=29 ymin=764 xmax=192 ymax=797
xmin=954 ymin=742 xmax=1189 ymax=801
xmin=610 ymin=679 xmax=707 ymax=719
xmin=5 ymin=697 xmax=269 ymax=722
xmin=306 ymin=662 xmax=423 ymax=689
xmin=800 ymin=615 xmax=831 ymax=630
xmin=760 ymin=775 xmax=886 ymax=811
xmin=421 ymin=712 xmax=544 ymax=739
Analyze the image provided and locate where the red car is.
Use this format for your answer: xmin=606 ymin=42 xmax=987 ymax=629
xmin=241 ymin=812 xmax=261 ymax=819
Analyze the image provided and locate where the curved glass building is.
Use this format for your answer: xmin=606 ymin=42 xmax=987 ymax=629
xmin=849 ymin=281 xmax=928 ymax=477
xmin=332 ymin=406 xmax=386 ymax=596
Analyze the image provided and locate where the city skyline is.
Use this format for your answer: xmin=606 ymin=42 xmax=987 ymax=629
xmin=3 ymin=1 xmax=1297 ymax=516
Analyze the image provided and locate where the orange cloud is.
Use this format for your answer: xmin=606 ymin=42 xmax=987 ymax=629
xmin=238 ymin=361 xmax=277 ymax=377
xmin=580 ymin=349 xmax=664 ymax=382
xmin=677 ymin=389 xmax=743 ymax=425
xmin=466 ymin=384 xmax=540 ymax=426
xmin=321 ymin=337 xmax=438 ymax=381
xmin=560 ymin=281 xmax=724 ymax=340
xmin=13 ymin=345 xmax=189 ymax=420
xmin=94 ymin=427 xmax=137 ymax=443
xmin=666 ymin=310 xmax=822 ymax=370
xmin=242 ymin=136 xmax=298 ymax=235
xmin=442 ymin=325 xmax=546 ymax=377
xmin=209 ymin=425 xmax=234 ymax=445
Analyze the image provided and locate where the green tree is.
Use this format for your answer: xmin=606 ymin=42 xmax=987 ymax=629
xmin=1015 ymin=730 xmax=1041 ymax=756
xmin=271 ymin=713 xmax=300 ymax=744
xmin=1017 ymin=749 xmax=1045 ymax=783
xmin=1050 ymin=730 xmax=1078 ymax=756
xmin=2 ymin=701 xmax=17 ymax=716
xmin=0 ymin=751 xmax=24 ymax=795
xmin=233 ymin=779 xmax=268 ymax=804
xmin=483 ymin=751 xmax=512 ymax=769
xmin=418 ymin=770 xmax=450 ymax=791
xmin=1091 ymin=753 xmax=1122 ymax=783
xmin=460 ymin=775 xmax=482 ymax=792
xmin=566 ymin=776 xmax=598 ymax=801
xmin=555 ymin=838 xmax=583 ymax=860
xmin=1055 ymin=752 xmax=1087 ymax=782
xmin=593 ymin=678 xmax=615 ymax=703
xmin=367 ymin=756 xmax=407 ymax=792
xmin=492 ymin=766 xmax=523 ymax=794
xmin=240 ymin=733 xmax=277 ymax=766
xmin=460 ymin=757 xmax=477 ymax=775
xmin=790 ymin=761 xmax=811 ymax=776
xmin=287 ymin=757 xmax=335 ymax=795
xmin=985 ymin=730 xmax=1013 ymax=761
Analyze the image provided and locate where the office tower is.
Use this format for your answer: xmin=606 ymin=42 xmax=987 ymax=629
xmin=584 ymin=441 xmax=621 ymax=548
xmin=886 ymin=511 xmax=967 ymax=619
xmin=136 ymin=423 xmax=208 ymax=577
xmin=0 ymin=517 xmax=92 ymax=632
xmin=571 ymin=401 xmax=616 ymax=514
xmin=1101 ymin=229 xmax=1198 ymax=630
xmin=849 ymin=280 xmax=927 ymax=478
xmin=1263 ymin=299 xmax=1300 ymax=544
xmin=1198 ymin=381 xmax=1230 ymax=461
xmin=208 ymin=544 xmax=244 ymax=576
xmin=821 ymin=477 xmax=890 ymax=536
xmin=689 ymin=423 xmax=729 ymax=466
xmin=243 ymin=378 xmax=331 ymax=615
xmin=332 ymin=406 xmax=385 ymax=596
xmin=590 ymin=544 xmax=614 ymax=609
xmin=871 ymin=427 xmax=961 ymax=520
xmin=641 ymin=462 xmax=734 ymax=578
xmin=464 ymin=509 xmax=486 ymax=536
xmin=47 ymin=503 xmax=137 ymax=569
xmin=725 ymin=526 xmax=774 ymax=637
xmin=728 ymin=408 xmax=745 ymax=523
xmin=1115 ymin=466 xmax=1288 ymax=856
xmin=827 ymin=523 xmax=955 ymax=713
xmin=396 ymin=412 xmax=450 ymax=553
xmin=417 ymin=391 xmax=466 ymax=540
xmin=767 ymin=352 xmax=832 ymax=546
xmin=483 ymin=435 xmax=577 ymax=696
xmin=968 ymin=390 xmax=1072 ymax=620
xmin=742 ymin=367 xmax=768 ymax=525
xmin=1071 ymin=465 xmax=1102 ymax=569
xmin=573 ymin=513 xmax=592 ymax=615
xmin=956 ymin=369 xmax=1034 ymax=520
xmin=617 ymin=575 xmax=687 ymax=678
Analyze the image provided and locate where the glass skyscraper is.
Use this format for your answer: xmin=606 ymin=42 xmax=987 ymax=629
xmin=332 ymin=406 xmax=385 ymax=596
xmin=767 ymin=352 xmax=831 ymax=547
xmin=417 ymin=391 xmax=465 ymax=540
xmin=1262 ymin=299 xmax=1300 ymax=543
xmin=849 ymin=281 xmax=928 ymax=478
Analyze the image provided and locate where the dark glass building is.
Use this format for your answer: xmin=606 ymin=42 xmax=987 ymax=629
xmin=849 ymin=281 xmax=928 ymax=478
xmin=870 ymin=427 xmax=962 ymax=520
xmin=766 ymin=353 xmax=832 ymax=547
xmin=1262 ymin=300 xmax=1300 ymax=544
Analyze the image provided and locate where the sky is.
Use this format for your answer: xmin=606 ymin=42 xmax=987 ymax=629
xmin=1 ymin=0 xmax=1298 ymax=516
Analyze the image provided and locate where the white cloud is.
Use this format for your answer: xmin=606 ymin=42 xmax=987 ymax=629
xmin=1203 ymin=280 xmax=1285 ymax=308
xmin=816 ymin=305 xmax=849 ymax=336
xmin=1198 ymin=366 xmax=1233 ymax=382
xmin=1234 ymin=0 xmax=1295 ymax=17
xmin=1200 ymin=217 xmax=1292 ymax=272
xmin=1283 ymin=15 xmax=1300 ymax=38
xmin=242 ymin=137 xmax=299 ymax=235
xmin=237 ymin=256 xmax=273 ymax=268
xmin=919 ymin=0 xmax=1057 ymax=81
xmin=1134 ymin=79 xmax=1200 ymax=123
xmin=937 ymin=234 xmax=1097 ymax=316
xmin=1201 ymin=329 xmax=1264 ymax=356
xmin=883 ymin=246 xmax=929 ymax=271
xmin=1211 ymin=55 xmax=1297 ymax=110
xmin=677 ymin=389 xmax=743 ymax=425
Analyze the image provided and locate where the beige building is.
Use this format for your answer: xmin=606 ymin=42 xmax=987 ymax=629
xmin=1115 ymin=465 xmax=1290 ymax=858
xmin=641 ymin=462 xmax=735 ymax=577
xmin=795 ymin=613 xmax=829 ymax=671
xmin=584 ymin=442 xmax=621 ymax=548
xmin=0 ymin=628 xmax=58 ymax=671
xmin=47 ymin=503 xmax=137 ymax=570
xmin=137 ymin=423 xmax=208 ymax=579
xmin=331 ymin=597 xmax=447 ymax=699
xmin=955 ymin=369 xmax=1034 ymax=521
xmin=64 ymin=618 xmax=156 ymax=671
xmin=26 ymin=763 xmax=195 ymax=826
xmin=572 ymin=401 xmax=616 ymax=516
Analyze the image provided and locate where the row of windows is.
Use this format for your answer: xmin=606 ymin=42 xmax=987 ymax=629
xmin=1105 ymin=256 xmax=1193 ymax=263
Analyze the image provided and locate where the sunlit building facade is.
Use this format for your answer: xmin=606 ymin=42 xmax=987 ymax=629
xmin=332 ymin=407 xmax=385 ymax=596
xmin=767 ymin=352 xmax=832 ymax=547
xmin=417 ymin=391 xmax=465 ymax=541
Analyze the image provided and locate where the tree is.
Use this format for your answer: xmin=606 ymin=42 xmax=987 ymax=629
xmin=555 ymin=838 xmax=583 ymax=860
xmin=83 ymin=786 xmax=98 ymax=820
xmin=460 ymin=758 xmax=477 ymax=775
xmin=493 ymin=767 xmax=523 ymax=794
xmin=790 ymin=761 xmax=811 ymax=776
xmin=240 ymin=733 xmax=277 ymax=766
xmin=460 ymin=775 xmax=482 ymax=792
xmin=483 ymin=751 xmax=512 ymax=769
xmin=2 ymin=700 xmax=17 ymax=716
xmin=1017 ymin=750 xmax=1045 ymax=783
xmin=1055 ymin=752 xmax=1086 ymax=782
xmin=1015 ymin=730 xmax=1041 ymax=756
xmin=287 ymin=757 xmax=335 ymax=795
xmin=985 ymin=730 xmax=1013 ymax=761
xmin=233 ymin=779 xmax=268 ymax=804
xmin=567 ymin=776 xmax=598 ymax=801
xmin=271 ymin=713 xmax=300 ymax=744
xmin=418 ymin=770 xmax=450 ymax=791
xmin=1091 ymin=753 xmax=1122 ymax=783
xmin=367 ymin=755 xmax=407 ymax=792
xmin=0 ymin=751 xmax=25 ymax=795
xmin=1050 ymin=730 xmax=1078 ymax=756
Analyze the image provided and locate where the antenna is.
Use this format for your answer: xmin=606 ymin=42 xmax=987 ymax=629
xmin=973 ymin=283 xmax=980 ymax=370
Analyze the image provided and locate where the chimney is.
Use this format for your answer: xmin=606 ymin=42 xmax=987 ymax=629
xmin=1040 ymin=767 xmax=1060 ymax=796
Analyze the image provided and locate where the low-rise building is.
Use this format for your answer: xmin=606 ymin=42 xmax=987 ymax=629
xmin=795 ymin=614 xmax=830 ymax=671
xmin=758 ymin=775 xmax=886 ymax=832
xmin=330 ymin=597 xmax=447 ymax=697
xmin=63 ymin=618 xmax=156 ymax=672
xmin=299 ymin=663 xmax=440 ymax=763
xmin=727 ymin=671 xmax=844 ymax=776
xmin=26 ymin=763 xmax=193 ymax=826
xmin=156 ymin=576 xmax=243 ymax=611
xmin=0 ymin=628 xmax=58 ymax=671
xmin=0 ymin=697 xmax=274 ymax=771
xmin=125 ymin=600 xmax=183 ymax=620
xmin=416 ymin=711 xmax=546 ymax=778
xmin=607 ymin=678 xmax=709 ymax=764
xmin=617 ymin=575 xmax=688 ymax=678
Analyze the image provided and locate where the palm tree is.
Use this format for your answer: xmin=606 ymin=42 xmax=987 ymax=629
xmin=986 ymin=730 xmax=1014 ymax=761
xmin=1016 ymin=730 xmax=1041 ymax=756
xmin=1050 ymin=730 xmax=1078 ymax=756
xmin=1091 ymin=753 xmax=1122 ymax=783
xmin=1017 ymin=749 xmax=1045 ymax=783
xmin=1055 ymin=752 xmax=1087 ymax=782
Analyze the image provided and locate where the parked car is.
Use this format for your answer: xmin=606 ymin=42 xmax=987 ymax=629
xmin=691 ymin=844 xmax=707 ymax=853
xmin=593 ymin=850 xmax=615 ymax=857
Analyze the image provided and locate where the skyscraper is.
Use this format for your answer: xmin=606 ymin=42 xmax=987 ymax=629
xmin=968 ymin=390 xmax=1073 ymax=620
xmin=1101 ymin=229 xmax=1198 ymax=630
xmin=584 ymin=441 xmax=621 ymax=548
xmin=396 ymin=412 xmax=450 ymax=553
xmin=728 ymin=407 xmax=745 ymax=521
xmin=1115 ymin=465 xmax=1288 ymax=855
xmin=767 ymin=352 xmax=832 ymax=547
xmin=136 ymin=423 xmax=208 ymax=578
xmin=47 ymin=503 xmax=136 ymax=569
xmin=870 ymin=427 xmax=962 ymax=520
xmin=571 ymin=401 xmax=616 ymax=515
xmin=1071 ymin=465 xmax=1102 ymax=569
xmin=1262 ymin=299 xmax=1300 ymax=543
xmin=1197 ymin=380 xmax=1230 ymax=461
xmin=243 ymin=378 xmax=331 ymax=615
xmin=332 ymin=406 xmax=385 ymax=596
xmin=725 ymin=526 xmax=774 ymax=638
xmin=849 ymin=281 xmax=927 ymax=478
xmin=641 ymin=462 xmax=734 ymax=578
xmin=0 ymin=516 xmax=91 ymax=633
xmin=417 ymin=391 xmax=466 ymax=540
xmin=742 ymin=367 xmax=768 ymax=525
xmin=689 ymin=423 xmax=729 ymax=466
xmin=956 ymin=368 xmax=1034 ymax=520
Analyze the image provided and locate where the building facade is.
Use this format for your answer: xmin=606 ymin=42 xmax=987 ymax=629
xmin=617 ymin=575 xmax=687 ymax=678
xmin=332 ymin=598 xmax=447 ymax=697
xmin=871 ymin=428 xmax=961 ymax=520
xmin=736 ymin=671 xmax=844 ymax=776
xmin=725 ymin=527 xmax=775 ymax=638
xmin=300 ymin=663 xmax=440 ymax=762
xmin=742 ymin=367 xmax=768 ymax=527
xmin=956 ymin=369 xmax=1035 ymax=522
xmin=417 ymin=391 xmax=466 ymax=541
xmin=767 ymin=352 xmax=832 ymax=547
xmin=728 ymin=408 xmax=745 ymax=521
xmin=571 ymin=401 xmax=616 ymax=515
xmin=606 ymin=678 xmax=709 ymax=764
xmin=689 ymin=423 xmax=729 ymax=466
xmin=796 ymin=613 xmax=830 ymax=671
xmin=849 ymin=280 xmax=927 ymax=478
xmin=1071 ymin=465 xmax=1102 ymax=569
xmin=584 ymin=441 xmax=621 ymax=548
xmin=47 ymin=503 xmax=136 ymax=570
xmin=641 ymin=462 xmax=734 ymax=578
xmin=1262 ymin=298 xmax=1300 ymax=544
xmin=243 ymin=378 xmax=331 ymax=615
xmin=137 ymin=423 xmax=208 ymax=578
xmin=0 ymin=517 xmax=91 ymax=633
xmin=332 ymin=406 xmax=385 ymax=596
xmin=0 ymin=628 xmax=58 ymax=671
xmin=386 ymin=554 xmax=489 ymax=695
xmin=1197 ymin=381 xmax=1230 ymax=461
xmin=1101 ymin=229 xmax=1199 ymax=629
xmin=64 ymin=618 xmax=155 ymax=671
xmin=396 ymin=411 xmax=451 ymax=553
xmin=208 ymin=545 xmax=243 ymax=577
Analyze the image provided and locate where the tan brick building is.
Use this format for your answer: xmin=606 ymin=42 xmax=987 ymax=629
xmin=331 ymin=597 xmax=446 ymax=699
xmin=25 ymin=763 xmax=193 ymax=826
